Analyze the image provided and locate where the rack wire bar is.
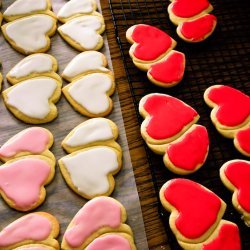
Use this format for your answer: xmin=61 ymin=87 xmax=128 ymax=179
xmin=109 ymin=0 xmax=250 ymax=248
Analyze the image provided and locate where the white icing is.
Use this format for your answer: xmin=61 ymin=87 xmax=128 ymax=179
xmin=57 ymin=0 xmax=94 ymax=19
xmin=5 ymin=15 xmax=54 ymax=53
xmin=61 ymin=147 xmax=119 ymax=196
xmin=68 ymin=73 xmax=113 ymax=114
xmin=63 ymin=51 xmax=109 ymax=79
xmin=9 ymin=54 xmax=54 ymax=79
xmin=66 ymin=119 xmax=114 ymax=147
xmin=6 ymin=78 xmax=57 ymax=119
xmin=58 ymin=15 xmax=103 ymax=50
xmin=4 ymin=0 xmax=47 ymax=16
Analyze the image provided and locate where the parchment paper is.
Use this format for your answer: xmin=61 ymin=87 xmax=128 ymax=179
xmin=0 ymin=1 xmax=148 ymax=249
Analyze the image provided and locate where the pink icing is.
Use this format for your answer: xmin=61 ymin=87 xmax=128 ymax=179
xmin=0 ymin=158 xmax=51 ymax=209
xmin=0 ymin=127 xmax=50 ymax=158
xmin=0 ymin=214 xmax=52 ymax=247
xmin=86 ymin=234 xmax=132 ymax=250
xmin=64 ymin=197 xmax=122 ymax=248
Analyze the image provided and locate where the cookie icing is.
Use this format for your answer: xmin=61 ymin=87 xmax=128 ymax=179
xmin=57 ymin=0 xmax=95 ymax=19
xmin=61 ymin=147 xmax=119 ymax=196
xmin=4 ymin=0 xmax=47 ymax=16
xmin=6 ymin=78 xmax=57 ymax=119
xmin=67 ymin=73 xmax=113 ymax=114
xmin=0 ymin=214 xmax=51 ymax=247
xmin=64 ymin=197 xmax=122 ymax=248
xmin=0 ymin=158 xmax=51 ymax=209
xmin=163 ymin=179 xmax=222 ymax=239
xmin=8 ymin=54 xmax=54 ymax=79
xmin=58 ymin=15 xmax=103 ymax=50
xmin=131 ymin=24 xmax=173 ymax=61
xmin=235 ymin=127 xmax=250 ymax=155
xmin=5 ymin=15 xmax=54 ymax=53
xmin=142 ymin=94 xmax=198 ymax=140
xmin=0 ymin=127 xmax=50 ymax=158
xmin=63 ymin=51 xmax=109 ymax=79
xmin=86 ymin=234 xmax=131 ymax=250
xmin=65 ymin=119 xmax=114 ymax=147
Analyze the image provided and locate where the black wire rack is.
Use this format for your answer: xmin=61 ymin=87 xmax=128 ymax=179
xmin=108 ymin=0 xmax=250 ymax=249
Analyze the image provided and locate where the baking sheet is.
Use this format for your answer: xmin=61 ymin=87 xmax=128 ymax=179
xmin=0 ymin=1 xmax=148 ymax=249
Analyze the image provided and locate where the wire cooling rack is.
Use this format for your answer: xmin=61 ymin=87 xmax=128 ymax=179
xmin=109 ymin=0 xmax=250 ymax=248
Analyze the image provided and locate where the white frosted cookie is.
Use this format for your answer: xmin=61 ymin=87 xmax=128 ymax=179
xmin=58 ymin=15 xmax=105 ymax=52
xmin=62 ymin=118 xmax=121 ymax=153
xmin=3 ymin=0 xmax=55 ymax=22
xmin=58 ymin=146 xmax=122 ymax=199
xmin=2 ymin=14 xmax=57 ymax=55
xmin=63 ymin=73 xmax=115 ymax=118
xmin=57 ymin=0 xmax=99 ymax=23
xmin=2 ymin=77 xmax=62 ymax=124
xmin=62 ymin=51 xmax=110 ymax=82
xmin=7 ymin=54 xmax=61 ymax=84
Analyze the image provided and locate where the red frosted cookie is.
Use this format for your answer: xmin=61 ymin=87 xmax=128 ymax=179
xmin=220 ymin=159 xmax=250 ymax=226
xmin=0 ymin=212 xmax=59 ymax=250
xmin=126 ymin=24 xmax=185 ymax=87
xmin=234 ymin=127 xmax=250 ymax=157
xmin=159 ymin=179 xmax=226 ymax=243
xmin=168 ymin=0 xmax=217 ymax=42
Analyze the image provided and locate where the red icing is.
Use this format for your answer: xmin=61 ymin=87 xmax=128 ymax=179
xmin=202 ymin=223 xmax=241 ymax=250
xmin=207 ymin=85 xmax=250 ymax=127
xmin=166 ymin=125 xmax=209 ymax=171
xmin=131 ymin=24 xmax=173 ymax=61
xmin=180 ymin=14 xmax=217 ymax=42
xmin=143 ymin=94 xmax=198 ymax=140
xmin=148 ymin=51 xmax=185 ymax=85
xmin=224 ymin=160 xmax=250 ymax=212
xmin=163 ymin=179 xmax=222 ymax=239
xmin=171 ymin=0 xmax=210 ymax=18
xmin=235 ymin=127 xmax=250 ymax=155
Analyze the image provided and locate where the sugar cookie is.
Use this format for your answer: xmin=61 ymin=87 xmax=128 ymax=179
xmin=61 ymin=196 xmax=133 ymax=249
xmin=0 ymin=212 xmax=59 ymax=250
xmin=220 ymin=159 xmax=250 ymax=226
xmin=3 ymin=0 xmax=55 ymax=22
xmin=234 ymin=127 xmax=250 ymax=157
xmin=62 ymin=118 xmax=121 ymax=153
xmin=2 ymin=15 xmax=57 ymax=55
xmin=58 ymin=15 xmax=105 ymax=52
xmin=14 ymin=245 xmax=56 ymax=250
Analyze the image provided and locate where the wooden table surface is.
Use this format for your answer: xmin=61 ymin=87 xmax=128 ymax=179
xmin=102 ymin=2 xmax=170 ymax=249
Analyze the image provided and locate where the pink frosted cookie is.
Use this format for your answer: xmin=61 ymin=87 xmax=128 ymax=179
xmin=61 ymin=196 xmax=134 ymax=249
xmin=220 ymin=159 xmax=250 ymax=226
xmin=204 ymin=85 xmax=250 ymax=156
xmin=0 ymin=212 xmax=59 ymax=250
xmin=168 ymin=0 xmax=217 ymax=42
xmin=139 ymin=93 xmax=209 ymax=174
xmin=126 ymin=24 xmax=185 ymax=87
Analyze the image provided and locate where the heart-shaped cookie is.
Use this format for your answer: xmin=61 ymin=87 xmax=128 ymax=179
xmin=234 ymin=127 xmax=250 ymax=157
xmin=220 ymin=159 xmax=250 ymax=225
xmin=57 ymin=0 xmax=98 ymax=23
xmin=7 ymin=54 xmax=61 ymax=85
xmin=0 ymin=156 xmax=55 ymax=211
xmin=61 ymin=197 xmax=133 ymax=249
xmin=62 ymin=118 xmax=121 ymax=153
xmin=164 ymin=125 xmax=209 ymax=175
xmin=0 ymin=127 xmax=54 ymax=163
xmin=0 ymin=212 xmax=59 ymax=250
xmin=139 ymin=93 xmax=199 ymax=149
xmin=179 ymin=220 xmax=241 ymax=250
xmin=160 ymin=179 xmax=226 ymax=243
xmin=58 ymin=15 xmax=105 ymax=51
xmin=3 ymin=0 xmax=55 ymax=22
xmin=2 ymin=77 xmax=62 ymax=124
xmin=59 ymin=146 xmax=122 ymax=199
xmin=62 ymin=51 xmax=110 ymax=82
xmin=147 ymin=50 xmax=185 ymax=87
xmin=63 ymin=73 xmax=115 ymax=117
xmin=2 ymin=15 xmax=57 ymax=55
